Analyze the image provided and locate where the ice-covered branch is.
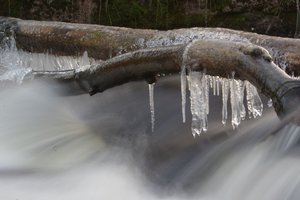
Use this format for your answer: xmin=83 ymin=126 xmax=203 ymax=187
xmin=28 ymin=40 xmax=300 ymax=120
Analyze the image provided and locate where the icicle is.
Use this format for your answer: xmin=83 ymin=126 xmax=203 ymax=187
xmin=181 ymin=41 xmax=198 ymax=123
xmin=148 ymin=83 xmax=155 ymax=132
xmin=188 ymin=70 xmax=209 ymax=137
xmin=238 ymin=80 xmax=246 ymax=120
xmin=245 ymin=81 xmax=263 ymax=118
xmin=80 ymin=51 xmax=90 ymax=67
xmin=204 ymin=72 xmax=209 ymax=117
xmin=212 ymin=76 xmax=217 ymax=96
xmin=209 ymin=75 xmax=213 ymax=89
xmin=221 ymin=77 xmax=229 ymax=125
xmin=76 ymin=51 xmax=91 ymax=72
xmin=216 ymin=76 xmax=220 ymax=96
xmin=246 ymin=82 xmax=253 ymax=118
xmin=230 ymin=72 xmax=241 ymax=129
xmin=180 ymin=65 xmax=187 ymax=123
xmin=251 ymin=87 xmax=263 ymax=118
xmin=55 ymin=57 xmax=63 ymax=70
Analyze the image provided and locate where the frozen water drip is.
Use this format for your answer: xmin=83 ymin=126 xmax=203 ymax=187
xmin=149 ymin=83 xmax=155 ymax=132
xmin=188 ymin=70 xmax=209 ymax=137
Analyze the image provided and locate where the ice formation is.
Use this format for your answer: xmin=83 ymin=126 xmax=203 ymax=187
xmin=188 ymin=71 xmax=209 ymax=137
xmin=184 ymin=70 xmax=263 ymax=136
xmin=148 ymin=83 xmax=155 ymax=132
xmin=0 ymin=36 xmax=97 ymax=84
xmin=245 ymin=81 xmax=263 ymax=119
xmin=181 ymin=40 xmax=199 ymax=123
xmin=221 ymin=77 xmax=229 ymax=125
xmin=229 ymin=72 xmax=246 ymax=129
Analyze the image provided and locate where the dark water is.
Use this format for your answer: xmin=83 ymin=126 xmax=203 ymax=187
xmin=0 ymin=76 xmax=299 ymax=200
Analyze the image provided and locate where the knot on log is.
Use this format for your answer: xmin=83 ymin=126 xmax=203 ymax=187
xmin=239 ymin=45 xmax=273 ymax=62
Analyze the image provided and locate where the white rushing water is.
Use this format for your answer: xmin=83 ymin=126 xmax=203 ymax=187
xmin=0 ymin=79 xmax=298 ymax=200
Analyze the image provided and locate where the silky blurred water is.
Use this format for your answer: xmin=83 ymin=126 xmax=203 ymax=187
xmin=0 ymin=77 xmax=299 ymax=200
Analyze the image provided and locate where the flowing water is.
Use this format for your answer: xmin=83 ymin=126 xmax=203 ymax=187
xmin=0 ymin=30 xmax=300 ymax=200
xmin=0 ymin=77 xmax=299 ymax=200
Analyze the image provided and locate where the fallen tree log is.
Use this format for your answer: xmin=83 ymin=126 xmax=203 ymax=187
xmin=1 ymin=17 xmax=300 ymax=75
xmin=0 ymin=17 xmax=300 ymax=120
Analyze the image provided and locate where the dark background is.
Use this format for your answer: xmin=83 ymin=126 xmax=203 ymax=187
xmin=0 ymin=0 xmax=298 ymax=37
